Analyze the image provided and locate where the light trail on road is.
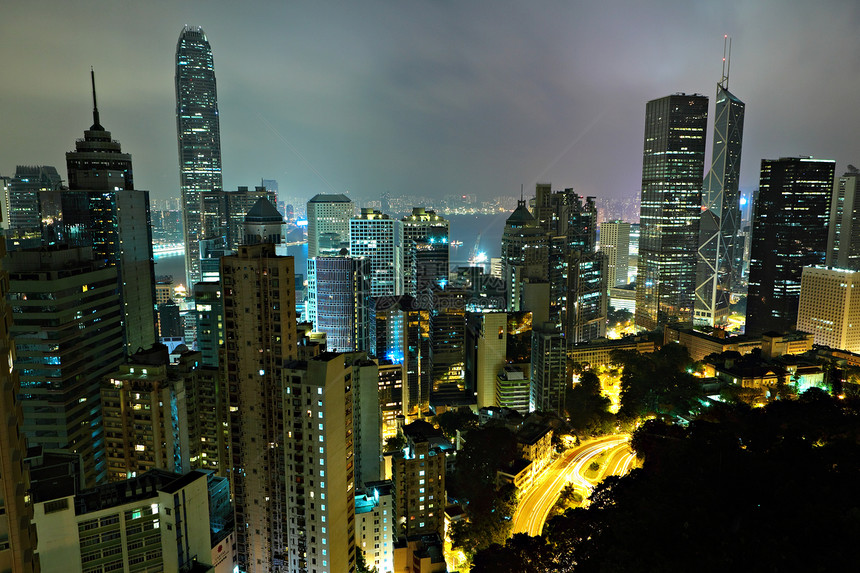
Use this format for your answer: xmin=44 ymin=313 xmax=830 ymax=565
xmin=512 ymin=435 xmax=630 ymax=537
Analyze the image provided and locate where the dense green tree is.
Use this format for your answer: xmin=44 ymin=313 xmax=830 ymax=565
xmin=564 ymin=370 xmax=613 ymax=435
xmin=472 ymin=391 xmax=860 ymax=572
xmin=434 ymin=408 xmax=479 ymax=440
xmin=612 ymin=345 xmax=701 ymax=419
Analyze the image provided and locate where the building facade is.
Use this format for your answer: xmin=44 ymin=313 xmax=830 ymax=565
xmin=350 ymin=209 xmax=403 ymax=297
xmin=797 ymin=266 xmax=860 ymax=354
xmin=826 ymin=168 xmax=860 ymax=271
xmin=600 ymin=220 xmax=630 ymax=289
xmin=307 ymin=256 xmax=374 ymax=353
xmin=747 ymin=157 xmax=835 ymax=335
xmin=636 ymin=93 xmax=708 ymax=330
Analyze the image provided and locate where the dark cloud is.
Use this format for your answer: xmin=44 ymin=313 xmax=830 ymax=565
xmin=2 ymin=0 xmax=860 ymax=208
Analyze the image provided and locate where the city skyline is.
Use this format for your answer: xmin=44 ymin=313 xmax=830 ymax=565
xmin=3 ymin=1 xmax=860 ymax=208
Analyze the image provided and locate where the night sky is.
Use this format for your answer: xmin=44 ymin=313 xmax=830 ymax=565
xmin=3 ymin=0 xmax=860 ymax=207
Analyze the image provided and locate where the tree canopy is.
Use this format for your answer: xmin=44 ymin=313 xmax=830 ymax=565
xmin=612 ymin=345 xmax=701 ymax=419
xmin=472 ymin=391 xmax=860 ymax=572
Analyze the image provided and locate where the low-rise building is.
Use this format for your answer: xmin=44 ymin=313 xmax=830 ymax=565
xmin=568 ymin=336 xmax=656 ymax=369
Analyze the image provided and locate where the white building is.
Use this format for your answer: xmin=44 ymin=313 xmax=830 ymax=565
xmin=355 ymin=481 xmax=395 ymax=573
xmin=32 ymin=469 xmax=235 ymax=573
xmin=599 ymin=220 xmax=631 ymax=288
xmin=797 ymin=266 xmax=860 ymax=353
xmin=350 ymin=209 xmax=403 ymax=297
xmin=307 ymin=193 xmax=354 ymax=258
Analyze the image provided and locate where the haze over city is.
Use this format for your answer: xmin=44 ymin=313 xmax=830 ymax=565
xmin=3 ymin=0 xmax=860 ymax=206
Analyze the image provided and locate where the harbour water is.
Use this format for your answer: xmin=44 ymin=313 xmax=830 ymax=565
xmin=154 ymin=212 xmax=509 ymax=286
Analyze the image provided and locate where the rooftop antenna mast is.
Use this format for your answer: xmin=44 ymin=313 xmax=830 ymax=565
xmin=90 ymin=66 xmax=103 ymax=130
xmin=520 ymin=184 xmax=524 ymax=202
xmin=720 ymin=35 xmax=732 ymax=91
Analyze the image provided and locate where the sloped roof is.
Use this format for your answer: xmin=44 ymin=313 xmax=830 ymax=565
xmin=245 ymin=197 xmax=283 ymax=222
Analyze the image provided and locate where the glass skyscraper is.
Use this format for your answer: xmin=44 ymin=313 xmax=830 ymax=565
xmin=635 ymin=93 xmax=708 ymax=330
xmin=176 ymin=26 xmax=223 ymax=286
xmin=694 ymin=61 xmax=745 ymax=327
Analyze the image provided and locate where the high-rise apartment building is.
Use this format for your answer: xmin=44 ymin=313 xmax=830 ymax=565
xmin=307 ymin=256 xmax=374 ymax=353
xmin=282 ymin=353 xmax=358 ymax=573
xmin=826 ymin=167 xmax=860 ymax=271
xmin=695 ymin=55 xmax=745 ymax=327
xmin=7 ymin=247 xmax=125 ymax=486
xmin=0 ymin=240 xmax=40 ymax=573
xmin=307 ymin=194 xmax=354 ymax=258
xmin=176 ymin=26 xmax=223 ymax=286
xmin=530 ymin=322 xmax=567 ymax=415
xmin=194 ymin=282 xmax=223 ymax=367
xmin=355 ymin=481 xmax=395 ymax=573
xmin=401 ymin=208 xmax=449 ymax=295
xmin=350 ymin=209 xmax=403 ymax=297
xmin=600 ymin=220 xmax=630 ymax=288
xmin=797 ymin=266 xmax=860 ymax=353
xmin=221 ymin=243 xmax=297 ymax=572
xmin=65 ymin=73 xmax=157 ymax=354
xmin=747 ymin=157 xmax=835 ymax=335
xmin=392 ymin=421 xmax=448 ymax=539
xmin=636 ymin=94 xmax=708 ymax=330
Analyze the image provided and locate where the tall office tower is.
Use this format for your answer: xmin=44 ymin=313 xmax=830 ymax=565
xmin=428 ymin=289 xmax=467 ymax=404
xmin=243 ymin=196 xmax=283 ymax=246
xmin=530 ymin=322 xmax=567 ymax=415
xmin=401 ymin=207 xmax=449 ymax=295
xmin=7 ymin=165 xmax=62 ymax=240
xmin=392 ymin=420 xmax=448 ymax=539
xmin=531 ymin=186 xmax=599 ymax=325
xmin=355 ymin=481 xmax=395 ymax=573
xmin=747 ymin=157 xmax=835 ymax=335
xmin=501 ymin=200 xmax=549 ymax=314
xmin=307 ymin=256 xmax=374 ymax=352
xmin=282 ymin=353 xmax=358 ymax=573
xmin=202 ymin=186 xmax=278 ymax=250
xmin=7 ymin=247 xmax=124 ymax=486
xmin=350 ymin=208 xmax=403 ymax=297
xmin=65 ymin=72 xmax=157 ymax=354
xmin=176 ymin=26 xmax=223 ymax=286
xmin=600 ymin=220 xmax=631 ymax=288
xmin=221 ymin=243 xmax=297 ymax=573
xmin=32 ymin=469 xmax=234 ymax=573
xmin=695 ymin=50 xmax=746 ymax=327
xmin=194 ymin=282 xmax=224 ymax=367
xmin=636 ymin=93 xmax=708 ymax=330
xmin=261 ymin=178 xmax=279 ymax=206
xmin=466 ymin=312 xmax=508 ymax=409
xmin=374 ymin=296 xmax=430 ymax=416
xmin=826 ymin=167 xmax=860 ymax=270
xmin=0 ymin=242 xmax=40 ymax=573
xmin=307 ymin=193 xmax=354 ymax=258
xmin=797 ymin=266 xmax=860 ymax=353
xmin=565 ymin=251 xmax=607 ymax=343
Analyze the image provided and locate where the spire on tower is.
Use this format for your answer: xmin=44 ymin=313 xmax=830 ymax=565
xmin=90 ymin=67 xmax=104 ymax=131
xmin=720 ymin=35 xmax=732 ymax=90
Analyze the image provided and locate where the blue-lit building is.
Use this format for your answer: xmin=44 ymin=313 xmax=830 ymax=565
xmin=307 ymin=255 xmax=374 ymax=353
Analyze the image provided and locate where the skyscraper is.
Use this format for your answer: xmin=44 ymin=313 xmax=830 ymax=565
xmin=501 ymin=200 xmax=549 ymax=318
xmin=221 ymin=243 xmax=296 ymax=572
xmin=307 ymin=193 xmax=354 ymax=258
xmin=350 ymin=208 xmax=403 ymax=297
xmin=636 ymin=93 xmax=708 ymax=330
xmin=401 ymin=207 xmax=449 ymax=295
xmin=826 ymin=167 xmax=860 ymax=270
xmin=176 ymin=26 xmax=223 ymax=286
xmin=695 ymin=46 xmax=746 ymax=327
xmin=307 ymin=255 xmax=374 ymax=353
xmin=747 ymin=157 xmax=835 ymax=335
xmin=530 ymin=322 xmax=567 ymax=415
xmin=7 ymin=165 xmax=62 ymax=240
xmin=599 ymin=221 xmax=630 ymax=288
xmin=65 ymin=71 xmax=157 ymax=355
xmin=0 ymin=240 xmax=40 ymax=573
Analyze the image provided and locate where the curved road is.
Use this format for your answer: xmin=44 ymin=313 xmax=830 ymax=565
xmin=511 ymin=435 xmax=633 ymax=536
